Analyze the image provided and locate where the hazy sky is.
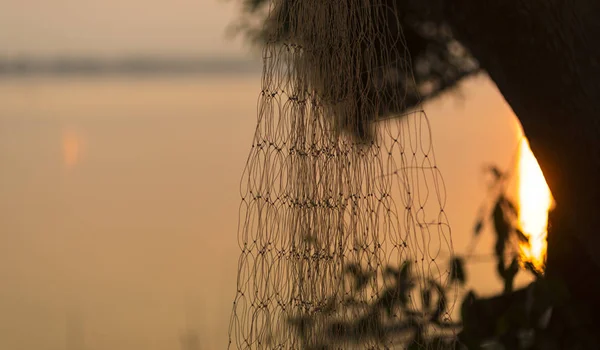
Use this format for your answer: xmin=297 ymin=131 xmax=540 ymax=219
xmin=0 ymin=0 xmax=247 ymax=57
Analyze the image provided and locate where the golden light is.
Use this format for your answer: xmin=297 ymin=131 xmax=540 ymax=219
xmin=62 ymin=128 xmax=84 ymax=170
xmin=517 ymin=138 xmax=553 ymax=271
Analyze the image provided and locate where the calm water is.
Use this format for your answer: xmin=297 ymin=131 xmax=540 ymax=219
xmin=0 ymin=74 xmax=524 ymax=349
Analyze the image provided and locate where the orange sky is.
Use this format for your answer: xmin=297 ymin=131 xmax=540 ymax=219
xmin=0 ymin=0 xmax=246 ymax=57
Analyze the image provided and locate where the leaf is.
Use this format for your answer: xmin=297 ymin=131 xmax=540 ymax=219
xmin=302 ymin=235 xmax=318 ymax=245
xmin=318 ymin=297 xmax=337 ymax=315
xmin=399 ymin=262 xmax=415 ymax=305
xmin=473 ymin=219 xmax=484 ymax=236
xmin=383 ymin=266 xmax=398 ymax=277
xmin=524 ymin=261 xmax=542 ymax=278
xmin=344 ymin=263 xmax=371 ymax=291
xmin=487 ymin=165 xmax=504 ymax=180
xmin=344 ymin=263 xmax=361 ymax=275
xmin=496 ymin=260 xmax=507 ymax=281
xmin=449 ymin=256 xmax=467 ymax=285
xmin=515 ymin=229 xmax=530 ymax=245
xmin=503 ymin=257 xmax=520 ymax=294
xmin=460 ymin=291 xmax=478 ymax=327
xmin=492 ymin=197 xmax=510 ymax=258
xmin=431 ymin=281 xmax=447 ymax=322
xmin=383 ymin=262 xmax=412 ymax=309
xmin=287 ymin=315 xmax=313 ymax=338
xmin=422 ymin=288 xmax=432 ymax=310
xmin=400 ymin=261 xmax=412 ymax=282
xmin=378 ymin=287 xmax=400 ymax=316
xmin=508 ymin=257 xmax=520 ymax=276
xmin=407 ymin=329 xmax=425 ymax=350
xmin=327 ymin=321 xmax=349 ymax=338
xmin=504 ymin=199 xmax=519 ymax=216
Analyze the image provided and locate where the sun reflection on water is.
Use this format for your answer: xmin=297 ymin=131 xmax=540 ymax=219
xmin=62 ymin=127 xmax=84 ymax=170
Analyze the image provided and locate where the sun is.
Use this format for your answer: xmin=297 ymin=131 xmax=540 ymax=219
xmin=517 ymin=138 xmax=553 ymax=272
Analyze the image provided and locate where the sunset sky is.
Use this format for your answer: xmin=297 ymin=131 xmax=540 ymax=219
xmin=0 ymin=0 xmax=245 ymax=57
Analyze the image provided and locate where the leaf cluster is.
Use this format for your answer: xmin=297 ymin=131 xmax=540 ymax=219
xmin=233 ymin=0 xmax=480 ymax=116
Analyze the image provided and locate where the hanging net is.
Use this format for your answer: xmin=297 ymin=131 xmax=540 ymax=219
xmin=229 ymin=1 xmax=457 ymax=348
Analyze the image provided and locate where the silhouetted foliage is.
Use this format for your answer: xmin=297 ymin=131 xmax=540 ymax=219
xmin=281 ymin=166 xmax=553 ymax=349
xmin=234 ymin=0 xmax=480 ymax=117
xmin=286 ymin=257 xmax=460 ymax=348
xmin=449 ymin=257 xmax=466 ymax=286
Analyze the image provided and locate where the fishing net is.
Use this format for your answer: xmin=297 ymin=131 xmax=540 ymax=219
xmin=229 ymin=1 xmax=457 ymax=348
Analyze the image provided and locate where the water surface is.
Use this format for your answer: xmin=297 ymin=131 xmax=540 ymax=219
xmin=0 ymin=74 xmax=523 ymax=349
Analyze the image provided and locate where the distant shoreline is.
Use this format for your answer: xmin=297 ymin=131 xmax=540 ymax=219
xmin=0 ymin=57 xmax=262 ymax=77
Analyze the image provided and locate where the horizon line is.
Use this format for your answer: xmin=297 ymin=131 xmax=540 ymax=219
xmin=0 ymin=56 xmax=263 ymax=77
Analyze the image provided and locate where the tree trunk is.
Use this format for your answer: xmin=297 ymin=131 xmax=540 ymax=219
xmin=441 ymin=0 xmax=600 ymax=325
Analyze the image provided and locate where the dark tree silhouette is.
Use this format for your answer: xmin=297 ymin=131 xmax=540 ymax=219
xmin=418 ymin=3 xmax=600 ymax=342
xmin=235 ymin=0 xmax=480 ymax=117
xmin=234 ymin=0 xmax=600 ymax=346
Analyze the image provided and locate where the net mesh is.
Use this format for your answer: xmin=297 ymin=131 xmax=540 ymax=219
xmin=229 ymin=1 xmax=456 ymax=348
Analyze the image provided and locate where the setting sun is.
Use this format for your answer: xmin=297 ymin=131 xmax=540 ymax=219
xmin=517 ymin=138 xmax=553 ymax=271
